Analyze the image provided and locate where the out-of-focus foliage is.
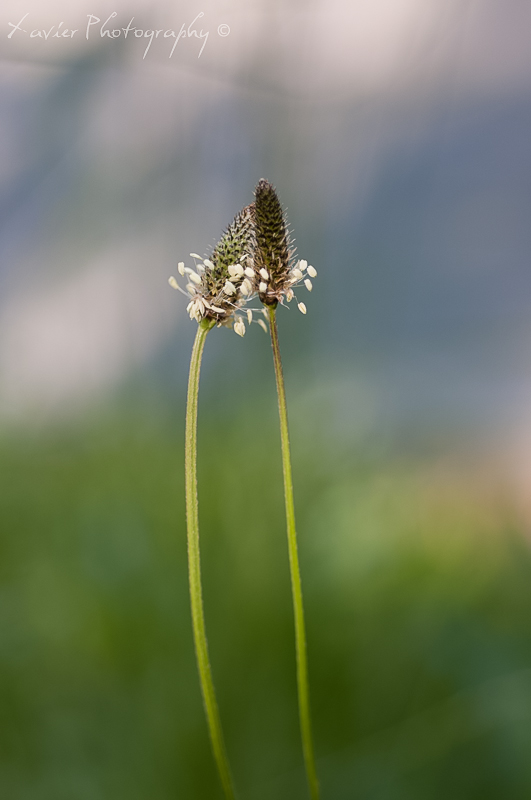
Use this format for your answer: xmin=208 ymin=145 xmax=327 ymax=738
xmin=1 ymin=400 xmax=531 ymax=800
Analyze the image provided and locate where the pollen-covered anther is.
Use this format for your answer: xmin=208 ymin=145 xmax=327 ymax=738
xmin=291 ymin=268 xmax=303 ymax=281
xmin=203 ymin=258 xmax=214 ymax=268
xmin=189 ymin=271 xmax=202 ymax=285
xmin=177 ymin=262 xmax=185 ymax=276
xmin=168 ymin=276 xmax=179 ymax=290
xmin=223 ymin=280 xmax=237 ymax=295
xmin=244 ymin=267 xmax=255 ymax=279
xmin=190 ymin=252 xmax=201 ymax=259
xmin=286 ymin=288 xmax=294 ymax=302
xmin=234 ymin=317 xmax=246 ymax=337
xmin=187 ymin=297 xmax=207 ymax=322
xmin=259 ymin=268 xmax=269 ymax=280
xmin=257 ymin=319 xmax=268 ymax=333
xmin=298 ymin=302 xmax=307 ymax=314
xmin=228 ymin=264 xmax=244 ymax=279
xmin=240 ymin=278 xmax=253 ymax=296
xmin=304 ymin=279 xmax=313 ymax=292
xmin=299 ymin=260 xmax=308 ymax=272
xmin=247 ymin=309 xmax=253 ymax=324
xmin=307 ymin=265 xmax=317 ymax=278
xmin=259 ymin=281 xmax=268 ymax=293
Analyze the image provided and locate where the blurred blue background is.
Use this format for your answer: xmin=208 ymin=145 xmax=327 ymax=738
xmin=2 ymin=1 xmax=531 ymax=797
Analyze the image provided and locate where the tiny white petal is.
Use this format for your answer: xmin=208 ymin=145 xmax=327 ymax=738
xmin=304 ymin=279 xmax=313 ymax=292
xmin=189 ymin=271 xmax=202 ymax=285
xmin=168 ymin=276 xmax=179 ymax=290
xmin=203 ymin=258 xmax=214 ymax=268
xmin=259 ymin=282 xmax=268 ymax=293
xmin=298 ymin=302 xmax=307 ymax=314
xmin=177 ymin=262 xmax=185 ymax=276
xmin=244 ymin=267 xmax=255 ymax=279
xmin=224 ymin=280 xmax=236 ymax=295
xmin=299 ymin=260 xmax=308 ymax=272
xmin=257 ymin=319 xmax=268 ymax=333
xmin=190 ymin=253 xmax=201 ymax=259
xmin=259 ymin=268 xmax=269 ymax=280
xmin=307 ymin=265 xmax=317 ymax=278
xmin=247 ymin=310 xmax=253 ymax=324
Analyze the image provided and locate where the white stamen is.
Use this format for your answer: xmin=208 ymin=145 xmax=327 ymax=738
xmin=234 ymin=317 xmax=246 ymax=337
xmin=259 ymin=282 xmax=267 ymax=293
xmin=190 ymin=253 xmax=201 ymax=259
xmin=307 ymin=265 xmax=317 ymax=278
xmin=286 ymin=289 xmax=294 ymax=302
xmin=298 ymin=302 xmax=307 ymax=314
xmin=229 ymin=264 xmax=244 ymax=278
xmin=196 ymin=264 xmax=205 ymax=273
xmin=223 ymin=280 xmax=236 ymax=295
xmin=185 ymin=283 xmax=195 ymax=294
xmin=189 ymin=271 xmax=202 ymax=285
xmin=203 ymin=258 xmax=214 ymax=268
xmin=187 ymin=298 xmax=206 ymax=322
xmin=304 ymin=279 xmax=313 ymax=292
xmin=259 ymin=268 xmax=269 ymax=280
xmin=240 ymin=278 xmax=252 ymax=296
xmin=291 ymin=268 xmax=303 ymax=280
xmin=168 ymin=276 xmax=179 ymax=290
xmin=247 ymin=309 xmax=253 ymax=324
xmin=210 ymin=305 xmax=225 ymax=314
xmin=177 ymin=262 xmax=185 ymax=276
xmin=257 ymin=319 xmax=268 ymax=333
xmin=244 ymin=267 xmax=255 ymax=279
xmin=299 ymin=260 xmax=308 ymax=272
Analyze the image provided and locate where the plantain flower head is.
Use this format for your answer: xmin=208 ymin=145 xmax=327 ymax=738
xmin=251 ymin=179 xmax=316 ymax=314
xmin=169 ymin=203 xmax=256 ymax=336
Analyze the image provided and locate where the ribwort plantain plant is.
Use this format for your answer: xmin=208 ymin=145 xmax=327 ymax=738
xmin=169 ymin=206 xmax=257 ymax=800
xmin=169 ymin=181 xmax=318 ymax=799
xmin=250 ymin=179 xmax=320 ymax=800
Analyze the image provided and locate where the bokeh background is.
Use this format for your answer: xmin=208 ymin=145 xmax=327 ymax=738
xmin=2 ymin=0 xmax=531 ymax=797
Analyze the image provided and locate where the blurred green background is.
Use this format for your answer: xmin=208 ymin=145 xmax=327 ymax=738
xmin=2 ymin=0 xmax=531 ymax=797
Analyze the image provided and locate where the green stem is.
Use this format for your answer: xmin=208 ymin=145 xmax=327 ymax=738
xmin=268 ymin=306 xmax=320 ymax=800
xmin=185 ymin=319 xmax=236 ymax=800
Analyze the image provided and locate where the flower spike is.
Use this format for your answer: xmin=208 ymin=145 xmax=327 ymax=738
xmin=252 ymin=179 xmax=316 ymax=311
xmin=169 ymin=203 xmax=256 ymax=335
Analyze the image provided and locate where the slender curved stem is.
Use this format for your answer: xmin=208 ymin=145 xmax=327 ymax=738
xmin=185 ymin=319 xmax=236 ymax=800
xmin=268 ymin=306 xmax=320 ymax=800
